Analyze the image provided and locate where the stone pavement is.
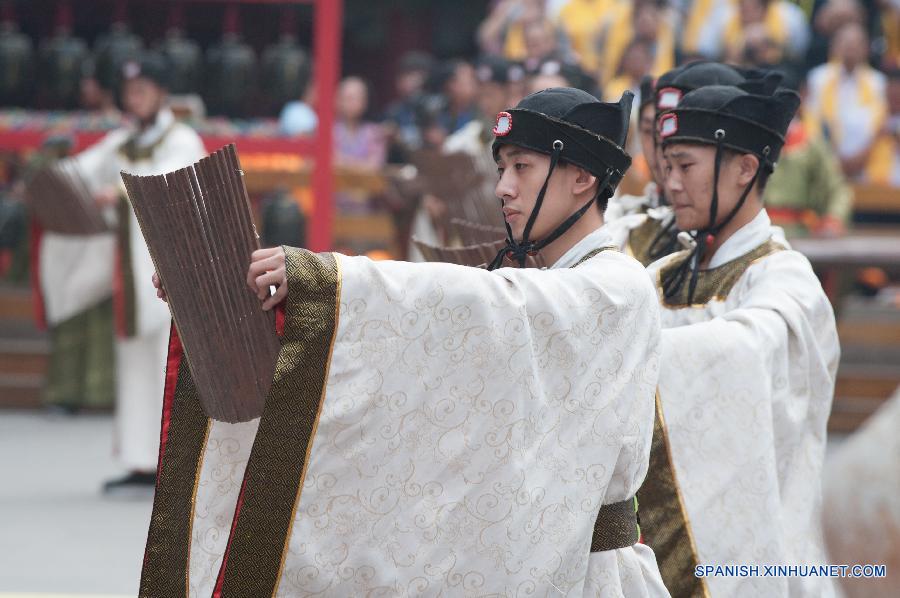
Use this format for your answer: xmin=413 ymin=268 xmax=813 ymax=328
xmin=0 ymin=411 xmax=148 ymax=597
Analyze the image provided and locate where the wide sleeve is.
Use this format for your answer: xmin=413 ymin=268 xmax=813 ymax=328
xmin=72 ymin=129 xmax=130 ymax=194
xmin=656 ymin=250 xmax=839 ymax=596
xmin=266 ymin=246 xmax=664 ymax=595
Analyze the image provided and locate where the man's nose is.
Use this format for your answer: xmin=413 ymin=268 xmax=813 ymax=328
xmin=665 ymin=169 xmax=682 ymax=193
xmin=495 ymin=170 xmax=516 ymax=201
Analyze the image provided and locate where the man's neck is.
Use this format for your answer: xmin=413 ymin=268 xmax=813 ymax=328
xmin=539 ymin=204 xmax=605 ymax=266
xmin=841 ymin=61 xmax=861 ymax=76
xmin=135 ymin=110 xmax=161 ymax=132
xmin=699 ymin=201 xmax=762 ymax=268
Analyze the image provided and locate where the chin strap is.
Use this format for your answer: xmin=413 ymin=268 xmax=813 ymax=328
xmin=662 ymin=130 xmax=769 ymax=303
xmin=489 ymin=141 xmax=615 ymax=270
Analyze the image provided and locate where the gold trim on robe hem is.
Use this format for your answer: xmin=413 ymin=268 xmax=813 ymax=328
xmin=116 ymin=195 xmax=137 ymax=337
xmin=638 ymin=239 xmax=784 ymax=596
xmin=139 ymin=330 xmax=212 ymax=597
xmin=217 ymin=248 xmax=340 ymax=597
xmin=636 ymin=394 xmax=710 ymax=598
xmin=657 ymin=240 xmax=785 ymax=308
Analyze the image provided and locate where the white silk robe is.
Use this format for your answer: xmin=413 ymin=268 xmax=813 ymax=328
xmin=142 ymin=228 xmax=670 ymax=597
xmin=647 ymin=210 xmax=840 ymax=597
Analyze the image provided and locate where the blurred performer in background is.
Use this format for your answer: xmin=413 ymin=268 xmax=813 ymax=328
xmin=822 ymin=386 xmax=900 ymax=598
xmin=74 ymin=53 xmax=205 ymax=494
xmin=30 ymin=136 xmax=116 ymax=415
xmin=642 ymin=78 xmax=839 ymax=597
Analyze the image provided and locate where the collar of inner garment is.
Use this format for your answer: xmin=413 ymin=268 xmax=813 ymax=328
xmin=548 ymin=226 xmax=615 ymax=270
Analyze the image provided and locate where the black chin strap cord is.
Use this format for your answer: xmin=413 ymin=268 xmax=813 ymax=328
xmin=489 ymin=141 xmax=615 ymax=270
xmin=663 ymin=131 xmax=768 ymax=303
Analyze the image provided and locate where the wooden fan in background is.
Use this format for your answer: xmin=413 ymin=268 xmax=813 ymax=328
xmin=121 ymin=144 xmax=281 ymax=423
xmin=25 ymin=159 xmax=108 ymax=234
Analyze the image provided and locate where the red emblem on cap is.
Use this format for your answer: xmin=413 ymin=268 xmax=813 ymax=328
xmin=656 ymin=87 xmax=682 ymax=110
xmin=659 ymin=113 xmax=678 ymax=138
xmin=493 ymin=111 xmax=513 ymax=137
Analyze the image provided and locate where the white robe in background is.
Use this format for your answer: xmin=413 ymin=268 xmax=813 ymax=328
xmin=169 ymin=228 xmax=670 ymax=597
xmin=74 ymin=107 xmax=206 ymax=470
xmin=605 ymin=183 xmax=677 ymax=266
xmin=648 ymin=210 xmax=840 ymax=597
xmin=823 ymin=386 xmax=900 ymax=598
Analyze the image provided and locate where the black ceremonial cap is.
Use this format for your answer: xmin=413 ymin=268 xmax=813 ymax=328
xmin=658 ymin=83 xmax=800 ymax=165
xmin=491 ymin=87 xmax=633 ymax=187
xmin=121 ymin=51 xmax=169 ymax=89
xmin=654 ymin=61 xmax=771 ymax=114
xmin=639 ymin=75 xmax=655 ymax=110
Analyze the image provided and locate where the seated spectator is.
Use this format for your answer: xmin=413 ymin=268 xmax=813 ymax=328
xmin=444 ymin=55 xmax=517 ymax=161
xmin=681 ymin=0 xmax=734 ymax=59
xmin=278 ymin=79 xmax=317 ymax=136
xmin=521 ymin=16 xmax=567 ymax=72
xmin=478 ymin=0 xmax=569 ymax=62
xmin=525 ymin=58 xmax=599 ymax=96
xmin=556 ymin=0 xmax=620 ymax=73
xmin=878 ymin=0 xmax=899 ymax=68
xmin=383 ymin=51 xmax=434 ymax=162
xmin=808 ymin=22 xmax=888 ymax=179
xmin=865 ymin=67 xmax=900 ymax=186
xmin=721 ymin=0 xmax=811 ymax=66
xmin=764 ymin=71 xmax=853 ymax=237
xmin=808 ymin=0 xmax=867 ymax=69
xmin=333 ymin=76 xmax=386 ymax=213
xmin=604 ymin=39 xmax=653 ymax=102
xmin=598 ymin=0 xmax=675 ymax=87
xmin=432 ymin=59 xmax=479 ymax=135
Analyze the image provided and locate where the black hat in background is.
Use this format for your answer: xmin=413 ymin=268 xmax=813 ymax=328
xmin=121 ymin=51 xmax=169 ymax=89
xmin=639 ymin=75 xmax=655 ymax=111
xmin=653 ymin=61 xmax=771 ymax=117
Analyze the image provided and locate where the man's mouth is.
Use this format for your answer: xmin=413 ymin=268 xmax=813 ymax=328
xmin=502 ymin=207 xmax=522 ymax=221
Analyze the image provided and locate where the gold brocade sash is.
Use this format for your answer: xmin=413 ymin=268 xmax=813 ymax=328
xmin=657 ymin=239 xmax=784 ymax=308
xmin=636 ymin=395 xmax=710 ymax=598
xmin=627 ymin=214 xmax=674 ymax=267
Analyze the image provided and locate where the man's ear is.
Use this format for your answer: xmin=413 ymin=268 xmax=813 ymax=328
xmin=736 ymin=153 xmax=760 ymax=187
xmin=572 ymin=166 xmax=598 ymax=196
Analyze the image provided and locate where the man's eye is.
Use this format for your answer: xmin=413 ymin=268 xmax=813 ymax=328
xmin=497 ymin=167 xmax=505 ymax=176
xmin=680 ymin=163 xmax=693 ymax=172
xmin=515 ymin=163 xmax=527 ymax=170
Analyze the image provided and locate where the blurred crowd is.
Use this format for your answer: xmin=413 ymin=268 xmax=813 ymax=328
xmin=317 ymin=0 xmax=899 ymax=229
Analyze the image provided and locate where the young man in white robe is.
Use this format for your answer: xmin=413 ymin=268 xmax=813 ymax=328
xmin=606 ymin=62 xmax=759 ymax=267
xmin=145 ymin=89 xmax=670 ymax=596
xmin=641 ymin=79 xmax=840 ymax=597
xmin=73 ymin=52 xmax=206 ymax=494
